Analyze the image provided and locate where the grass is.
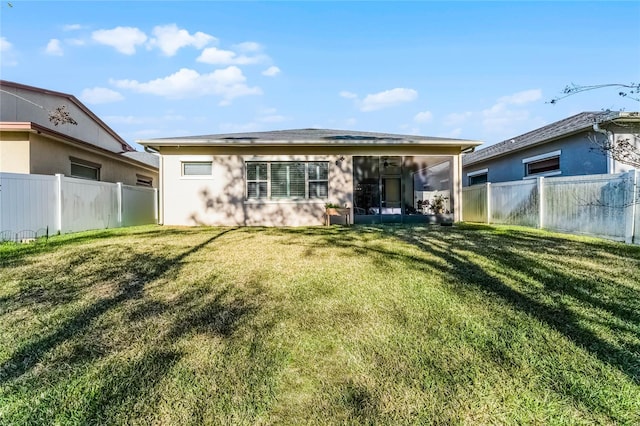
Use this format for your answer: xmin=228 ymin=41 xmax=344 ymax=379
xmin=0 ymin=224 xmax=639 ymax=425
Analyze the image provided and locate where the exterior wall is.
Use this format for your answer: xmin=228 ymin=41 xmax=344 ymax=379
xmin=0 ymin=86 xmax=125 ymax=153
xmin=0 ymin=132 xmax=30 ymax=173
xmin=158 ymin=145 xmax=462 ymax=226
xmin=0 ymin=130 xmax=158 ymax=187
xmin=28 ymin=133 xmax=158 ymax=187
xmin=462 ymin=131 xmax=609 ymax=186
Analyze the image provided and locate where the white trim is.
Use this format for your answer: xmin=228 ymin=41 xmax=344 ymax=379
xmin=178 ymin=155 xmax=215 ymax=162
xmin=466 ymin=168 xmax=488 ymax=177
xmin=244 ymin=199 xmax=326 ymax=205
xmin=522 ymin=150 xmax=561 ymax=164
xmin=180 ymin=160 xmax=213 ymax=178
xmin=523 ymin=170 xmax=561 ymax=179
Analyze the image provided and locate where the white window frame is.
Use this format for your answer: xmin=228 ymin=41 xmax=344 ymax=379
xmin=245 ymin=161 xmax=329 ymax=201
xmin=70 ymin=157 xmax=100 ymax=181
xmin=246 ymin=162 xmax=269 ymax=199
xmin=136 ymin=174 xmax=153 ymax=187
xmin=181 ymin=161 xmax=213 ymax=178
xmin=467 ymin=168 xmax=488 ymax=185
xmin=522 ymin=150 xmax=561 ymax=178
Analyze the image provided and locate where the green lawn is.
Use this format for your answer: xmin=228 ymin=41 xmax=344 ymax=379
xmin=0 ymin=224 xmax=639 ymax=425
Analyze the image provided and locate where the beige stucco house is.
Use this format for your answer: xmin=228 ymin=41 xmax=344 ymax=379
xmin=139 ymin=129 xmax=481 ymax=226
xmin=0 ymin=80 xmax=158 ymax=187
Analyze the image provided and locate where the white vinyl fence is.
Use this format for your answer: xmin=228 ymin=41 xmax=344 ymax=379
xmin=0 ymin=173 xmax=157 ymax=241
xmin=462 ymin=170 xmax=640 ymax=245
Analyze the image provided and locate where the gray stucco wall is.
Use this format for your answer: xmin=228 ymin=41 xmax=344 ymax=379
xmin=462 ymin=131 xmax=608 ymax=186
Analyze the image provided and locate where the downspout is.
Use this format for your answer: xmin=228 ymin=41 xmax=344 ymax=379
xmin=593 ymin=122 xmax=615 ymax=174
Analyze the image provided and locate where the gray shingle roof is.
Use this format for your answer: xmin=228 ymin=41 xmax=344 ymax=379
xmin=139 ymin=128 xmax=481 ymax=149
xmin=462 ymin=111 xmax=628 ymax=166
xmin=122 ymin=151 xmax=160 ymax=168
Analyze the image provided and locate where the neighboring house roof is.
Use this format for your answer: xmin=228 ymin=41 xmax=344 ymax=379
xmin=463 ymin=111 xmax=640 ymax=166
xmin=122 ymin=151 xmax=160 ymax=168
xmin=139 ymin=128 xmax=482 ymax=151
xmin=0 ymin=80 xmax=135 ymax=153
xmin=0 ymin=122 xmax=157 ymax=172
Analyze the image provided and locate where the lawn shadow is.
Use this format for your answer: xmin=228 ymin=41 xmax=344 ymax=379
xmin=0 ymin=228 xmax=237 ymax=383
xmin=392 ymin=226 xmax=640 ymax=387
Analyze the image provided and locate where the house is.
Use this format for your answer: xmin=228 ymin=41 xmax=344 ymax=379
xmin=462 ymin=111 xmax=640 ymax=186
xmin=0 ymin=80 xmax=158 ymax=187
xmin=138 ymin=129 xmax=481 ymax=226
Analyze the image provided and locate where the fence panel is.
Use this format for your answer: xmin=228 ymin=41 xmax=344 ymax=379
xmin=0 ymin=173 xmax=57 ymax=239
xmin=60 ymin=177 xmax=119 ymax=233
xmin=462 ymin=185 xmax=488 ymax=223
xmin=122 ymin=185 xmax=157 ymax=227
xmin=633 ymin=171 xmax=640 ymax=245
xmin=490 ymin=180 xmax=539 ymax=227
xmin=543 ymin=173 xmax=629 ymax=240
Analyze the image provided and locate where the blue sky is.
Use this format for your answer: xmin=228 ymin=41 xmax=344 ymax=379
xmin=1 ymin=1 xmax=639 ymax=151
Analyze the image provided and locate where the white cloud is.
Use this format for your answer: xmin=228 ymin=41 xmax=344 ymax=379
xmin=447 ymin=128 xmax=463 ymax=138
xmin=262 ymin=66 xmax=281 ymax=77
xmin=92 ymin=26 xmax=148 ymax=55
xmin=66 ymin=38 xmax=86 ymax=46
xmin=360 ymin=88 xmax=418 ymax=112
xmin=63 ymin=24 xmax=84 ymax=31
xmin=414 ymin=111 xmax=433 ymax=123
xmin=1 ymin=36 xmax=12 ymax=52
xmin=234 ymin=41 xmax=261 ymax=52
xmin=339 ymin=91 xmax=358 ymax=99
xmin=80 ymin=87 xmax=124 ymax=104
xmin=111 ymin=66 xmax=262 ymax=104
xmin=444 ymin=111 xmax=472 ymax=126
xmin=149 ymin=24 xmax=216 ymax=56
xmin=197 ymin=46 xmax=266 ymax=65
xmin=45 ymin=39 xmax=63 ymax=56
xmin=1 ymin=37 xmax=17 ymax=66
xmin=482 ymin=88 xmax=542 ymax=133
xmin=497 ymin=89 xmax=542 ymax=105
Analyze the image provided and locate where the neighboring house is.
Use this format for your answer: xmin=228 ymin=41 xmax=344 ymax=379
xmin=462 ymin=111 xmax=640 ymax=186
xmin=0 ymin=80 xmax=158 ymax=187
xmin=138 ymin=129 xmax=481 ymax=226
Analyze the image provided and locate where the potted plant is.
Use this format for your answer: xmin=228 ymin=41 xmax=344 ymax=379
xmin=325 ymin=202 xmax=350 ymax=225
xmin=428 ymin=194 xmax=449 ymax=214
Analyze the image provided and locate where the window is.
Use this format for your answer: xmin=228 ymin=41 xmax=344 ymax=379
xmin=308 ymin=162 xmax=329 ymax=198
xmin=136 ymin=174 xmax=153 ymax=187
xmin=246 ymin=162 xmax=268 ymax=199
xmin=468 ymin=173 xmax=488 ymax=186
xmin=467 ymin=168 xmax=488 ymax=186
xmin=246 ymin=161 xmax=329 ymax=200
xmin=522 ymin=150 xmax=561 ymax=177
xmin=70 ymin=157 xmax=100 ymax=180
xmin=182 ymin=161 xmax=212 ymax=176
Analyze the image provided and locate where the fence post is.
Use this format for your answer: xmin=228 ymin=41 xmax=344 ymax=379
xmin=117 ymin=182 xmax=123 ymax=228
xmin=55 ymin=174 xmax=63 ymax=234
xmin=154 ymin=188 xmax=159 ymax=223
xmin=537 ymin=176 xmax=545 ymax=229
xmin=624 ymin=170 xmax=638 ymax=244
xmin=486 ymin=182 xmax=491 ymax=224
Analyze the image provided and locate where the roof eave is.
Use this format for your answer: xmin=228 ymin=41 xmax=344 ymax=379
xmin=138 ymin=138 xmax=483 ymax=151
